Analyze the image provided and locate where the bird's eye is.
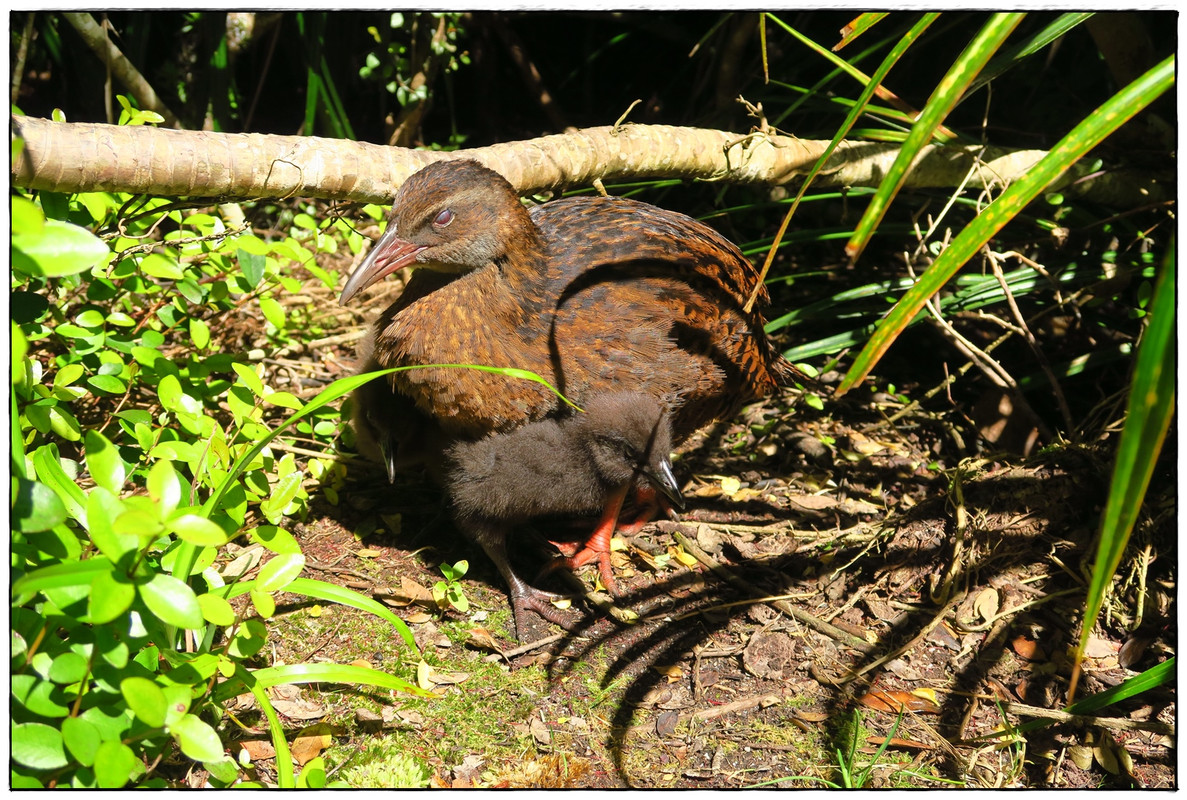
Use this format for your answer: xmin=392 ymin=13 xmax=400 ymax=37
xmin=433 ymin=208 xmax=454 ymax=228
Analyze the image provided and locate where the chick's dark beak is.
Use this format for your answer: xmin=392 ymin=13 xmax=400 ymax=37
xmin=339 ymin=226 xmax=426 ymax=305
xmin=377 ymin=430 xmax=399 ymax=485
xmin=644 ymin=456 xmax=685 ymax=511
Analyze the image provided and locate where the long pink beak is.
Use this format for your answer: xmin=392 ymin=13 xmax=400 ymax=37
xmin=338 ymin=227 xmax=427 ymax=305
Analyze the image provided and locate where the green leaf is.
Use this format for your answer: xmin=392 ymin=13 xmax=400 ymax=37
xmin=88 ymin=569 xmax=136 ymax=624
xmin=255 ymin=553 xmax=306 ymax=592
xmin=237 ymin=248 xmax=266 ymax=288
xmin=47 ymin=651 xmax=89 ymax=684
xmin=157 ymin=374 xmax=184 ymax=412
xmin=48 ymin=405 xmax=83 ymax=441
xmin=61 ymin=716 xmax=103 ymax=768
xmin=190 ymin=317 xmax=211 ymax=350
xmin=198 ymin=593 xmax=237 ymax=626
xmin=121 ymin=676 xmax=168 ymax=727
xmin=265 ymin=390 xmax=302 ymax=409
xmin=12 ymin=219 xmax=110 ymax=278
xmin=11 ymin=674 xmax=71 ymax=718
xmin=232 ymin=361 xmax=267 ymax=398
xmin=845 ymin=13 xmax=1025 ymax=260
xmin=250 ymin=589 xmax=277 ymax=618
xmin=146 ymin=458 xmax=183 ymax=518
xmin=87 ymin=374 xmax=127 ymax=394
xmin=227 ymin=619 xmax=267 ymax=659
xmin=206 ymin=757 xmax=240 ymax=785
xmin=84 ymin=429 xmax=127 ymax=493
xmin=215 ymin=662 xmax=428 ymax=705
xmin=11 ymin=477 xmax=68 ymax=533
xmin=140 ymin=252 xmax=185 ymax=280
xmin=168 ymin=513 xmax=233 ymax=547
xmin=11 ymin=722 xmax=69 ymax=769
xmin=250 ymin=525 xmax=302 ymax=555
xmin=1072 ymin=245 xmax=1176 ymax=693
xmin=258 ymin=295 xmax=286 ymax=330
xmin=139 ymin=573 xmax=205 ymax=629
xmin=93 ymin=740 xmax=140 ymax=788
xmin=12 ymin=558 xmax=113 ymax=605
xmin=87 ymin=488 xmax=139 ymax=562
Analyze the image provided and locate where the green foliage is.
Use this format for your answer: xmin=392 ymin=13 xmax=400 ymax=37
xmin=10 ymin=188 xmax=421 ymax=788
xmin=432 ymin=560 xmax=471 ymax=613
xmin=340 ymin=746 xmax=433 ymax=788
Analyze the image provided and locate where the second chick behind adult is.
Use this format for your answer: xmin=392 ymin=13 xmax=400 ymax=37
xmin=445 ymin=391 xmax=684 ymax=638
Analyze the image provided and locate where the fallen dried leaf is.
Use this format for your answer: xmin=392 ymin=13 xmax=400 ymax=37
xmin=652 ymin=664 xmax=684 ymax=683
xmin=858 ymin=689 xmax=940 ymax=714
xmin=973 ymin=587 xmax=1000 ymax=621
xmin=1011 ymin=634 xmax=1046 ymax=661
xmin=291 ymin=723 xmax=332 ymax=766
xmin=238 ymin=740 xmax=276 ymax=761
xmin=271 ymin=697 xmax=327 ymax=721
xmin=465 ymin=627 xmax=503 ymax=653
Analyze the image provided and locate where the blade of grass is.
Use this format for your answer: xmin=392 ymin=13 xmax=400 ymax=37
xmin=214 ymin=662 xmax=430 ymax=704
xmin=765 ymin=13 xmax=958 ymax=141
xmin=835 ymin=13 xmax=890 ymax=51
xmin=836 ymin=53 xmax=1174 ymax=395
xmin=1068 ymin=243 xmax=1175 ymax=700
xmin=220 ymin=576 xmax=418 ymax=653
xmin=241 ymin=668 xmax=295 ymax=788
xmin=966 ymin=13 xmax=1095 ymax=96
xmin=746 ymin=13 xmax=941 ymax=312
xmin=845 ymin=13 xmax=1025 ymax=262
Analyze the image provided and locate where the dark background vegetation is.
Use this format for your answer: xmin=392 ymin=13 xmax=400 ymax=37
xmin=10 ymin=10 xmax=1176 ymax=789
xmin=15 ymin=10 xmax=1175 ymax=428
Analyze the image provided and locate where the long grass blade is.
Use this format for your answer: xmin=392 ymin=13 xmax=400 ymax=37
xmin=845 ymin=13 xmax=1025 ymax=262
xmin=836 ymin=53 xmax=1175 ymax=395
xmin=1068 ymin=242 xmax=1175 ymax=700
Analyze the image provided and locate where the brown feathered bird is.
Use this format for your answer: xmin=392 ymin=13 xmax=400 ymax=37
xmin=444 ymin=392 xmax=683 ymax=637
xmin=341 ymin=158 xmax=797 ymax=627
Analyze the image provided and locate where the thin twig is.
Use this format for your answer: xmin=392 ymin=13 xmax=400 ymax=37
xmin=674 ymin=532 xmax=873 ymax=653
xmin=986 ymin=248 xmax=1074 ymax=432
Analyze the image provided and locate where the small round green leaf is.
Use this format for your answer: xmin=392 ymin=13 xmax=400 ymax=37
xmin=171 ymin=713 xmax=226 ymax=762
xmin=146 ymin=458 xmax=183 ymax=517
xmin=168 ymin=514 xmax=232 ymax=547
xmin=47 ymin=651 xmax=89 ymax=684
xmin=121 ymin=676 xmax=167 ymax=727
xmin=197 ymin=593 xmax=236 ymax=626
xmin=13 ymin=219 xmax=110 ymax=278
xmin=255 ymin=553 xmax=305 ymax=593
xmin=227 ymin=619 xmax=267 ymax=659
xmin=88 ymin=569 xmax=136 ymax=624
xmin=62 ymin=716 xmax=103 ymax=767
xmin=139 ymin=573 xmax=204 ymax=629
xmin=11 ymin=722 xmax=69 ymax=769
xmin=84 ymin=430 xmax=127 ymax=493
xmin=11 ymin=477 xmax=68 ymax=533
xmin=93 ymin=740 xmax=139 ymax=788
xmin=190 ymin=318 xmax=211 ymax=350
xmin=157 ymin=374 xmax=183 ymax=412
xmin=76 ymin=309 xmax=105 ymax=328
xmin=87 ymin=374 xmax=127 ymax=394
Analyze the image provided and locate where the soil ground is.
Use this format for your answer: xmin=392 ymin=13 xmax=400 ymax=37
xmin=213 ymin=268 xmax=1175 ymax=790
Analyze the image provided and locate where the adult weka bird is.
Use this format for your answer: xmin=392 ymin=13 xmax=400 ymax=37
xmin=341 ymin=158 xmax=797 ymax=625
xmin=445 ymin=392 xmax=683 ymax=635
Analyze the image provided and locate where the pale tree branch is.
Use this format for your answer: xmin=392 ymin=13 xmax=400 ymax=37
xmin=11 ymin=116 xmax=1167 ymax=207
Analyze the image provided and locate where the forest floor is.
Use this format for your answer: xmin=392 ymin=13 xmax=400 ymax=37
xmin=216 ymin=272 xmax=1175 ymax=790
